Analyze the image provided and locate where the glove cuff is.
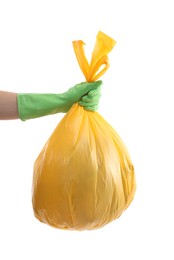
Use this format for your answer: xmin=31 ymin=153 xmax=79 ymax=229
xmin=17 ymin=93 xmax=68 ymax=121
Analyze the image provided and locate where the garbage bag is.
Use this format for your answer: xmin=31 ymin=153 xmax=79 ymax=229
xmin=32 ymin=31 xmax=136 ymax=230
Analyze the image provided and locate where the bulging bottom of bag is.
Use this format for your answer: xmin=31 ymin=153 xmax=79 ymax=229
xmin=32 ymin=104 xmax=136 ymax=231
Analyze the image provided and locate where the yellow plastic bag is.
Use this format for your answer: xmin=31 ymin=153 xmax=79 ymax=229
xmin=32 ymin=32 xmax=136 ymax=230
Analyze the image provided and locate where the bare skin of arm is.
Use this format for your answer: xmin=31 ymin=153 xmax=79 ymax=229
xmin=0 ymin=91 xmax=19 ymax=120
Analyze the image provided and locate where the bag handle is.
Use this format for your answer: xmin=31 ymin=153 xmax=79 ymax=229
xmin=73 ymin=31 xmax=116 ymax=82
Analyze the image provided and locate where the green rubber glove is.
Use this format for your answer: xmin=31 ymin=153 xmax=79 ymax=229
xmin=17 ymin=81 xmax=102 ymax=121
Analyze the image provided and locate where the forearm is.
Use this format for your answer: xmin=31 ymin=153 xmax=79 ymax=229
xmin=17 ymin=93 xmax=67 ymax=120
xmin=0 ymin=91 xmax=19 ymax=120
xmin=0 ymin=81 xmax=102 ymax=121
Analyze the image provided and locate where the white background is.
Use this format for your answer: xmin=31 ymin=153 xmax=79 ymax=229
xmin=0 ymin=0 xmax=174 ymax=259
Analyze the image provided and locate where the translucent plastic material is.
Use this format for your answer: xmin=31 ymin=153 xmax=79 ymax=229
xmin=32 ymin=32 xmax=136 ymax=230
xmin=73 ymin=31 xmax=116 ymax=82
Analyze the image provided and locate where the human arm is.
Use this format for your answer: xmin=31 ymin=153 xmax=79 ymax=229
xmin=0 ymin=81 xmax=102 ymax=121
xmin=0 ymin=91 xmax=19 ymax=120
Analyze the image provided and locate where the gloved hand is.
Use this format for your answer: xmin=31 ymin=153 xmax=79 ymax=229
xmin=17 ymin=81 xmax=102 ymax=121
xmin=63 ymin=80 xmax=102 ymax=112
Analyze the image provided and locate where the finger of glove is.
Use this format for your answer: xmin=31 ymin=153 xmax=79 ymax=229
xmin=79 ymin=80 xmax=103 ymax=95
xmin=88 ymin=86 xmax=102 ymax=96
xmin=82 ymin=87 xmax=101 ymax=100
xmin=80 ymin=92 xmax=101 ymax=103
xmin=83 ymin=105 xmax=98 ymax=112
xmin=79 ymin=99 xmax=99 ymax=107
